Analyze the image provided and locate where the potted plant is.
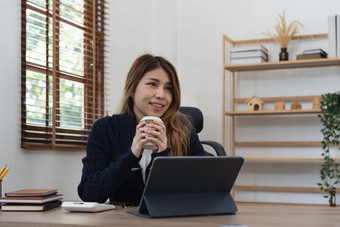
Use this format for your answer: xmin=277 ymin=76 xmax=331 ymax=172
xmin=317 ymin=92 xmax=340 ymax=206
xmin=262 ymin=10 xmax=303 ymax=61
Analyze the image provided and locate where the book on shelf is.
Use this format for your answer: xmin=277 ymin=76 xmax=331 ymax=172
xmin=230 ymin=49 xmax=268 ymax=59
xmin=5 ymin=189 xmax=58 ymax=197
xmin=302 ymin=49 xmax=328 ymax=57
xmin=296 ymin=53 xmax=327 ymax=60
xmin=337 ymin=14 xmax=340 ymax=58
xmin=1 ymin=200 xmax=62 ymax=212
xmin=230 ymin=44 xmax=269 ymax=53
xmin=230 ymin=56 xmax=267 ymax=64
xmin=328 ymin=15 xmax=337 ymax=58
xmin=0 ymin=193 xmax=63 ymax=204
xmin=230 ymin=44 xmax=268 ymax=64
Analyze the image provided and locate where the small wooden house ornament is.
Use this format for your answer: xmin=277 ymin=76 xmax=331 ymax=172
xmin=245 ymin=95 xmax=264 ymax=111
xmin=291 ymin=101 xmax=302 ymax=110
xmin=313 ymin=97 xmax=321 ymax=110
xmin=274 ymin=101 xmax=285 ymax=111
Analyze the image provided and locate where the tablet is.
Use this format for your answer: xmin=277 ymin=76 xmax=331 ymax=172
xmin=62 ymin=202 xmax=115 ymax=213
xmin=127 ymin=156 xmax=244 ymax=218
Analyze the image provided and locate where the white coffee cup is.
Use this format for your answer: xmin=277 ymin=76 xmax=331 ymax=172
xmin=140 ymin=116 xmax=163 ymax=150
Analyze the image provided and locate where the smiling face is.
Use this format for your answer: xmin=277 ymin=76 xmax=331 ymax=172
xmin=132 ymin=68 xmax=173 ymax=122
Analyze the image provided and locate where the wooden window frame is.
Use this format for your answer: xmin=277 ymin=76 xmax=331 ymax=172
xmin=21 ymin=0 xmax=106 ymax=151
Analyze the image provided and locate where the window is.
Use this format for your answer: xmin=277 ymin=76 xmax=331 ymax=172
xmin=21 ymin=0 xmax=106 ymax=150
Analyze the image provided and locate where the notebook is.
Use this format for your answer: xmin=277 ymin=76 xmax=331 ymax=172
xmin=1 ymin=200 xmax=62 ymax=212
xmin=127 ymin=156 xmax=244 ymax=218
xmin=5 ymin=189 xmax=58 ymax=197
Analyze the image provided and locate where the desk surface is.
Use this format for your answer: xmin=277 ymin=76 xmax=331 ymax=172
xmin=1 ymin=203 xmax=340 ymax=227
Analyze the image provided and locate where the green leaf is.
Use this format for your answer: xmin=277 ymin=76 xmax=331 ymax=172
xmin=317 ymin=92 xmax=340 ymax=202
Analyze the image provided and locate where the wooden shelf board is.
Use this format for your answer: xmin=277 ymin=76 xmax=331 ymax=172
xmin=243 ymin=158 xmax=340 ymax=163
xmin=224 ymin=33 xmax=328 ymax=46
xmin=225 ymin=58 xmax=340 ymax=72
xmin=225 ymin=109 xmax=321 ymax=115
xmin=234 ymin=185 xmax=340 ymax=193
xmin=235 ymin=141 xmax=322 ymax=147
xmin=235 ymin=201 xmax=330 ymax=207
xmin=235 ymin=95 xmax=321 ymax=103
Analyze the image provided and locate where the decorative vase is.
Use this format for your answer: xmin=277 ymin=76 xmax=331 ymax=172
xmin=279 ymin=48 xmax=289 ymax=61
xmin=329 ymin=190 xmax=336 ymax=207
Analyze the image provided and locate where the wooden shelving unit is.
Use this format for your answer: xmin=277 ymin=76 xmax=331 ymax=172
xmin=222 ymin=33 xmax=340 ymax=203
xmin=222 ymin=33 xmax=340 ymax=155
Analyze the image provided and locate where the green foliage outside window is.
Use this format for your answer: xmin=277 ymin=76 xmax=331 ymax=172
xmin=25 ymin=0 xmax=85 ymax=129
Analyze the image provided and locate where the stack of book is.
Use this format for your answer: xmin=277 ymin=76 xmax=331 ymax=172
xmin=230 ymin=44 xmax=269 ymax=64
xmin=0 ymin=189 xmax=63 ymax=211
xmin=296 ymin=49 xmax=328 ymax=60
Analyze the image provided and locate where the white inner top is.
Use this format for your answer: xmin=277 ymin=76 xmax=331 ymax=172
xmin=138 ymin=149 xmax=153 ymax=182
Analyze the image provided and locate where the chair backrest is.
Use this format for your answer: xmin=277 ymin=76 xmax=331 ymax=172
xmin=179 ymin=106 xmax=203 ymax=133
xmin=179 ymin=106 xmax=227 ymax=156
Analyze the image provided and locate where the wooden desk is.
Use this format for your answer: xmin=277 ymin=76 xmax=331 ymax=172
xmin=1 ymin=203 xmax=340 ymax=227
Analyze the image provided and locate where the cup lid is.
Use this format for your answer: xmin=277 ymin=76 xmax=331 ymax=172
xmin=140 ymin=116 xmax=163 ymax=123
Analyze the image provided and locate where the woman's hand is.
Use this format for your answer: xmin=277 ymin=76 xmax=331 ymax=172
xmin=131 ymin=120 xmax=148 ymax=158
xmin=131 ymin=120 xmax=167 ymax=157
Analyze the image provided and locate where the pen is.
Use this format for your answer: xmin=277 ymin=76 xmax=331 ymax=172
xmin=0 ymin=166 xmax=10 ymax=180
xmin=0 ymin=164 xmax=7 ymax=176
xmin=121 ymin=203 xmax=136 ymax=208
xmin=131 ymin=167 xmax=143 ymax=172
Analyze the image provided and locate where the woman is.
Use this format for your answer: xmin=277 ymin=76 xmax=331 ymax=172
xmin=78 ymin=54 xmax=206 ymax=204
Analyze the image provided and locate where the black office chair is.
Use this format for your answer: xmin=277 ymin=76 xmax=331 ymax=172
xmin=179 ymin=106 xmax=226 ymax=156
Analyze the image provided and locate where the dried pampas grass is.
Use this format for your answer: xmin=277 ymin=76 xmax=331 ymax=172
xmin=262 ymin=10 xmax=304 ymax=48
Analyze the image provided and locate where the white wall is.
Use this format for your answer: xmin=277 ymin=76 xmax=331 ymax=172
xmin=108 ymin=0 xmax=153 ymax=113
xmin=1 ymin=0 xmax=340 ymax=204
xmin=107 ymin=0 xmax=178 ymax=114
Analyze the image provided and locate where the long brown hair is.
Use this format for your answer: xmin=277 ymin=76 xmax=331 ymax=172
xmin=120 ymin=54 xmax=191 ymax=156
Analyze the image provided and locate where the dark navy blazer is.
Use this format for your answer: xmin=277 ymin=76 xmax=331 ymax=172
xmin=77 ymin=113 xmax=206 ymax=204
